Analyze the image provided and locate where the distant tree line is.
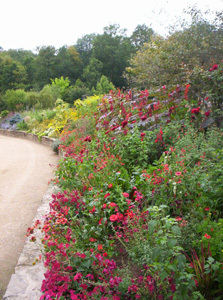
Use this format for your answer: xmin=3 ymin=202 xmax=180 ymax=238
xmin=0 ymin=8 xmax=222 ymax=112
xmin=0 ymin=23 xmax=154 ymax=110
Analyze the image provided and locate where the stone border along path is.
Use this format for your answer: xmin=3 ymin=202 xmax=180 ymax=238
xmin=0 ymin=129 xmax=60 ymax=300
xmin=3 ymin=185 xmax=58 ymax=300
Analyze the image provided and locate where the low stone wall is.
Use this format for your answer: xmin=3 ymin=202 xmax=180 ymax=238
xmin=0 ymin=129 xmax=55 ymax=147
xmin=3 ymin=186 xmax=57 ymax=300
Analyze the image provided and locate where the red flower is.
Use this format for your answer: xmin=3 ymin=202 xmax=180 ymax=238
xmin=89 ymin=206 xmax=96 ymax=213
xmin=104 ymin=193 xmax=110 ymax=199
xmin=209 ymin=64 xmax=218 ymax=71
xmin=121 ymin=120 xmax=128 ymax=128
xmin=204 ymin=233 xmax=211 ymax=239
xmin=84 ymin=135 xmax=91 ymax=142
xmin=116 ymin=212 xmax=124 ymax=220
xmin=175 ymin=217 xmax=182 ymax=221
xmin=110 ymin=214 xmax=118 ymax=222
xmin=123 ymin=192 xmax=129 ymax=197
xmin=109 ymin=202 xmax=117 ymax=207
xmin=141 ymin=115 xmax=147 ymax=121
xmin=191 ymin=107 xmax=200 ymax=115
xmin=184 ymin=84 xmax=190 ymax=100
xmin=204 ymin=207 xmax=210 ymax=211
xmin=73 ymin=272 xmax=83 ymax=281
xmin=98 ymin=244 xmax=103 ymax=250
xmin=205 ymin=110 xmax=210 ymax=117
xmin=102 ymin=203 xmax=107 ymax=209
xmin=108 ymin=183 xmax=113 ymax=188
xmin=89 ymin=237 xmax=97 ymax=242
xmin=103 ymin=252 xmax=108 ymax=257
xmin=140 ymin=132 xmax=146 ymax=141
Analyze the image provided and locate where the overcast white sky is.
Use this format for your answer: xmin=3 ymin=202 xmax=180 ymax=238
xmin=1 ymin=0 xmax=223 ymax=51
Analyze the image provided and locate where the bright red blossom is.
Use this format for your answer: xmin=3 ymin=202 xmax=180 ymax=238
xmin=122 ymin=192 xmax=129 ymax=197
xmin=191 ymin=107 xmax=200 ymax=115
xmin=204 ymin=233 xmax=211 ymax=239
xmin=110 ymin=214 xmax=118 ymax=222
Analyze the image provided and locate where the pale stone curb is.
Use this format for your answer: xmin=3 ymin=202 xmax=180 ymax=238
xmin=3 ymin=186 xmax=57 ymax=300
xmin=0 ymin=129 xmax=55 ymax=147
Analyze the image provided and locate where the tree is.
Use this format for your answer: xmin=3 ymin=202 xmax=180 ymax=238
xmin=75 ymin=34 xmax=97 ymax=68
xmin=92 ymin=75 xmax=115 ymax=95
xmin=0 ymin=55 xmax=27 ymax=92
xmin=64 ymin=79 xmax=90 ymax=104
xmin=92 ymin=24 xmax=135 ymax=88
xmin=38 ymin=84 xmax=60 ymax=109
xmin=131 ymin=24 xmax=154 ymax=50
xmin=0 ymin=49 xmax=36 ymax=90
xmin=83 ymin=57 xmax=103 ymax=89
xmin=34 ymin=46 xmax=57 ymax=89
xmin=127 ymin=10 xmax=223 ymax=89
xmin=51 ymin=76 xmax=70 ymax=99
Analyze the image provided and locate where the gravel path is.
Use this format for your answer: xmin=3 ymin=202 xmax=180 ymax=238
xmin=0 ymin=135 xmax=59 ymax=299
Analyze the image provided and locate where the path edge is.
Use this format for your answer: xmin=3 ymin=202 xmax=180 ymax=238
xmin=0 ymin=130 xmax=59 ymax=300
xmin=3 ymin=185 xmax=57 ymax=300
xmin=0 ymin=129 xmax=55 ymax=147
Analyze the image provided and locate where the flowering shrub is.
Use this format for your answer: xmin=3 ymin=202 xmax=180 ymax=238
xmin=25 ymin=67 xmax=223 ymax=299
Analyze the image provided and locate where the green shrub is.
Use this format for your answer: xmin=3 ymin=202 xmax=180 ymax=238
xmin=3 ymin=89 xmax=27 ymax=111
xmin=1 ymin=110 xmax=9 ymax=118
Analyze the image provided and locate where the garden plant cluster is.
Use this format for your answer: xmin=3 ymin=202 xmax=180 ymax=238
xmin=25 ymin=63 xmax=223 ymax=300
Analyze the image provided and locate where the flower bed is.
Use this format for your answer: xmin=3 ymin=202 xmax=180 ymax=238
xmin=27 ymin=64 xmax=223 ymax=300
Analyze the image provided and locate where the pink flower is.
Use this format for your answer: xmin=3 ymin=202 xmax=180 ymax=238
xmin=175 ymin=171 xmax=182 ymax=176
xmin=73 ymin=272 xmax=83 ymax=281
xmin=110 ymin=214 xmax=118 ymax=222
xmin=209 ymin=64 xmax=218 ymax=71
xmin=204 ymin=233 xmax=211 ymax=239
xmin=122 ymin=192 xmax=129 ymax=197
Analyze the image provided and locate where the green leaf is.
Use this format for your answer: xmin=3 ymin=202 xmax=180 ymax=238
xmin=172 ymin=225 xmax=181 ymax=235
xmin=177 ymin=254 xmax=186 ymax=268
xmin=167 ymin=238 xmax=177 ymax=248
xmin=151 ymin=247 xmax=161 ymax=260
xmin=148 ymin=220 xmax=157 ymax=233
xmin=160 ymin=270 xmax=168 ymax=280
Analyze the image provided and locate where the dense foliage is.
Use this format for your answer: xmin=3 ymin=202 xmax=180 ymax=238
xmin=126 ymin=10 xmax=223 ymax=89
xmin=22 ymin=61 xmax=223 ymax=300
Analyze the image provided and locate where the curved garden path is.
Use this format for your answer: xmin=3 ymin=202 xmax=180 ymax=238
xmin=0 ymin=135 xmax=59 ymax=299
